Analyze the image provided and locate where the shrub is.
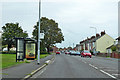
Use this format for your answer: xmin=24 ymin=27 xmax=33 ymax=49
xmin=111 ymin=46 xmax=116 ymax=51
xmin=40 ymin=51 xmax=49 ymax=54
xmin=2 ymin=51 xmax=16 ymax=54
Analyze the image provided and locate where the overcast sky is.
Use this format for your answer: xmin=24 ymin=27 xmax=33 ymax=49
xmin=1 ymin=0 xmax=119 ymax=48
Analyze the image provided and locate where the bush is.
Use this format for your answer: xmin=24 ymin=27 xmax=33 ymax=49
xmin=111 ymin=46 xmax=116 ymax=51
xmin=2 ymin=51 xmax=16 ymax=54
xmin=40 ymin=51 xmax=49 ymax=54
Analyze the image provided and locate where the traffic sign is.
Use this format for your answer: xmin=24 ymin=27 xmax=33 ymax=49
xmin=40 ymin=33 xmax=44 ymax=39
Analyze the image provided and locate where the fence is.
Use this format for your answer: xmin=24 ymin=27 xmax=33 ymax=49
xmin=97 ymin=52 xmax=120 ymax=59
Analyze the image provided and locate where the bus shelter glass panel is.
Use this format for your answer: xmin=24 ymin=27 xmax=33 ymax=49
xmin=17 ymin=39 xmax=24 ymax=60
xmin=26 ymin=43 xmax=36 ymax=59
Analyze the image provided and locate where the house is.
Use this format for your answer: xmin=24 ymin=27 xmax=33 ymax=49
xmin=94 ymin=31 xmax=115 ymax=53
xmin=75 ymin=44 xmax=80 ymax=51
xmin=116 ymin=36 xmax=120 ymax=53
xmin=80 ymin=31 xmax=115 ymax=53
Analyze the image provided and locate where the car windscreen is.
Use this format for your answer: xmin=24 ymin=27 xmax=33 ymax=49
xmin=84 ymin=51 xmax=90 ymax=53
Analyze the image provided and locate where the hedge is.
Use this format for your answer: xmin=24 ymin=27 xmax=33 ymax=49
xmin=2 ymin=51 xmax=16 ymax=54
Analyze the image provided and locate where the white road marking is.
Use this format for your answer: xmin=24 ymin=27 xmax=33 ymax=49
xmin=93 ymin=66 xmax=98 ymax=69
xmin=84 ymin=62 xmax=87 ymax=63
xmin=100 ymin=70 xmax=117 ymax=79
xmin=89 ymin=64 xmax=94 ymax=67
xmin=52 ymin=59 xmax=55 ymax=64
xmin=105 ymin=70 xmax=118 ymax=72
xmin=99 ymin=67 xmax=111 ymax=69
xmin=31 ymin=67 xmax=47 ymax=78
xmin=89 ymin=64 xmax=98 ymax=69
xmin=112 ymin=74 xmax=120 ymax=76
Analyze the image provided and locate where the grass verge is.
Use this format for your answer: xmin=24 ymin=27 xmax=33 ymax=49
xmin=1 ymin=53 xmax=50 ymax=69
xmin=1 ymin=54 xmax=24 ymax=69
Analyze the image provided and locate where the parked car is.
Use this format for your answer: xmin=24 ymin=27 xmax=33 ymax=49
xmin=81 ymin=50 xmax=92 ymax=58
xmin=56 ymin=51 xmax=61 ymax=55
xmin=69 ymin=51 xmax=81 ymax=56
xmin=76 ymin=51 xmax=81 ymax=56
xmin=65 ymin=52 xmax=70 ymax=55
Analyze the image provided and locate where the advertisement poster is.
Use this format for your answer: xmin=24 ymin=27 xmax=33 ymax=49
xmin=26 ymin=43 xmax=35 ymax=59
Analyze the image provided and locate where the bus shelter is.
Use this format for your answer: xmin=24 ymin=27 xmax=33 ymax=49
xmin=15 ymin=38 xmax=37 ymax=62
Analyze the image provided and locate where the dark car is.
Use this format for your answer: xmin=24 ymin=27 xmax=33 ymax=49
xmin=70 ymin=51 xmax=81 ymax=56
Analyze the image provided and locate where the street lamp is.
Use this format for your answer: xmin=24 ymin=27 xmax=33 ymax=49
xmin=90 ymin=27 xmax=97 ymax=34
xmin=37 ymin=0 xmax=41 ymax=65
xmin=90 ymin=27 xmax=97 ymax=55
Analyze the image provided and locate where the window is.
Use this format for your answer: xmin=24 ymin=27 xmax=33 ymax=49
xmin=84 ymin=51 xmax=90 ymax=53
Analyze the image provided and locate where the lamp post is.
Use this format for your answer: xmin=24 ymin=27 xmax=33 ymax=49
xmin=37 ymin=0 xmax=41 ymax=65
xmin=90 ymin=27 xmax=97 ymax=34
xmin=90 ymin=27 xmax=97 ymax=55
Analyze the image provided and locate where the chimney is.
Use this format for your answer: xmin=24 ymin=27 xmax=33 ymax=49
xmin=101 ymin=30 xmax=105 ymax=36
xmin=96 ymin=34 xmax=100 ymax=37
xmin=91 ymin=36 xmax=95 ymax=39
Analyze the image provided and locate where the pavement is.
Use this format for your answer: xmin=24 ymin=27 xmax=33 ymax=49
xmin=2 ymin=54 xmax=54 ymax=80
xmin=30 ymin=54 xmax=118 ymax=79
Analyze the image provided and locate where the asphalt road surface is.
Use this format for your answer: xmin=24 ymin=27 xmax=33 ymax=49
xmin=31 ymin=54 xmax=119 ymax=79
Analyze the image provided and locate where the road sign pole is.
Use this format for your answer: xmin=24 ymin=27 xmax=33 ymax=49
xmin=37 ymin=0 xmax=41 ymax=64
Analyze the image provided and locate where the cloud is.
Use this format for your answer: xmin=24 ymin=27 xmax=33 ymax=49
xmin=1 ymin=0 xmax=119 ymax=48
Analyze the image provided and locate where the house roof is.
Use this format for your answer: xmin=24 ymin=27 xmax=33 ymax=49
xmin=80 ymin=31 xmax=106 ymax=44
xmin=116 ymin=36 xmax=120 ymax=40
xmin=92 ymin=34 xmax=105 ymax=42
xmin=106 ymin=45 xmax=114 ymax=49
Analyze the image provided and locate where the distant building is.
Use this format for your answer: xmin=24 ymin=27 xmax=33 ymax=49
xmin=52 ymin=46 xmax=58 ymax=53
xmin=75 ymin=44 xmax=80 ymax=51
xmin=80 ymin=31 xmax=115 ymax=53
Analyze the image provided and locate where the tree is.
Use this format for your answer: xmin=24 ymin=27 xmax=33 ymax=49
xmin=32 ymin=17 xmax=64 ymax=53
xmin=2 ymin=23 xmax=28 ymax=51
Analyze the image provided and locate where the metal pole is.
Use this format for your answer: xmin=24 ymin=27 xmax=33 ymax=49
xmin=37 ymin=0 xmax=41 ymax=65
xmin=90 ymin=27 xmax=97 ymax=34
xmin=90 ymin=27 xmax=97 ymax=55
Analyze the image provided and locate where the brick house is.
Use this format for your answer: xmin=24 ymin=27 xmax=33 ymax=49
xmin=80 ymin=31 xmax=115 ymax=53
xmin=116 ymin=36 xmax=120 ymax=53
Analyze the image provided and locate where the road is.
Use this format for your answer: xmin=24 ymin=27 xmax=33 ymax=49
xmin=30 ymin=54 xmax=118 ymax=79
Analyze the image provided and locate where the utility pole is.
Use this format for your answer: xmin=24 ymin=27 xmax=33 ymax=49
xmin=37 ymin=0 xmax=41 ymax=65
